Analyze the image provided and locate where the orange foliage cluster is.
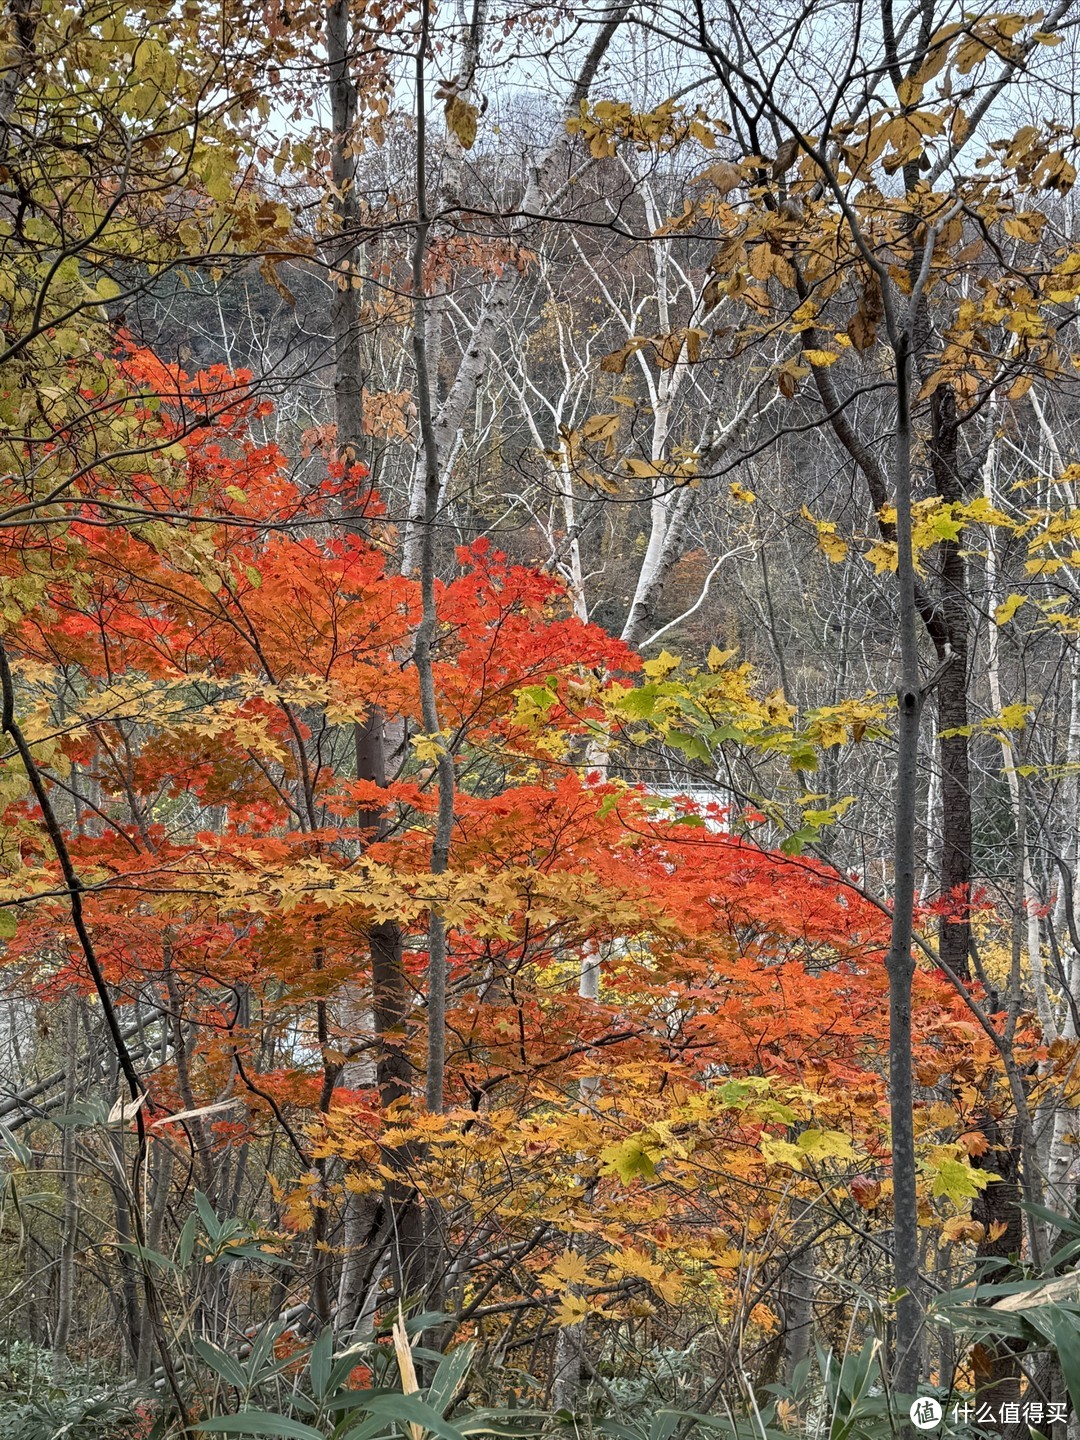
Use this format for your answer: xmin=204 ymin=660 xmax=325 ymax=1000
xmin=0 ymin=351 xmax=1040 ymax=1333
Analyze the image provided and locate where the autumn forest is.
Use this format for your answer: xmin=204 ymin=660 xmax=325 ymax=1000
xmin=5 ymin=0 xmax=1080 ymax=1435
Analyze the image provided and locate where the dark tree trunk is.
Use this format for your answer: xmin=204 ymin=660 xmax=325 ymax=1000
xmin=326 ymin=0 xmax=423 ymax=1323
xmin=930 ymin=386 xmax=972 ymax=981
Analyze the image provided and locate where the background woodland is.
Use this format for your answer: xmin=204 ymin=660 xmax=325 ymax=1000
xmin=4 ymin=0 xmax=1080 ymax=1434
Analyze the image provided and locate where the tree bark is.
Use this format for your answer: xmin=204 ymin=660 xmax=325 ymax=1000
xmin=929 ymin=386 xmax=972 ymax=980
xmin=326 ymin=0 xmax=420 ymax=1325
xmin=887 ymin=328 xmax=923 ymax=1399
xmin=51 ymin=994 xmax=78 ymax=1383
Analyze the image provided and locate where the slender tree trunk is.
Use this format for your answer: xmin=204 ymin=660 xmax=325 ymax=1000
xmin=51 ymin=994 xmax=78 ymax=1383
xmin=325 ymin=0 xmax=423 ymax=1324
xmin=780 ymin=1218 xmax=816 ymax=1384
xmin=930 ymin=387 xmax=973 ymax=980
xmin=408 ymin=0 xmax=458 ymax=1315
xmin=551 ymin=940 xmax=601 ymax=1410
xmin=136 ymin=1139 xmax=174 ymax=1381
xmin=887 ymin=332 xmax=923 ymax=1398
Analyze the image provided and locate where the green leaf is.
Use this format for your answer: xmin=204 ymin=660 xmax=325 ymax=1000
xmin=327 ymin=1343 xmax=377 ymax=1396
xmin=178 ymin=1210 xmax=197 ymax=1268
xmin=649 ymin=1412 xmax=683 ymax=1440
xmin=930 ymin=1159 xmax=993 ymax=1201
xmin=347 ymin=1394 xmax=468 ymax=1440
xmin=117 ymin=1241 xmax=178 ymax=1274
xmin=0 ymin=1121 xmax=30 ymax=1165
xmin=1039 ymin=1309 xmax=1080 ymax=1416
xmin=246 ymin=1319 xmax=291 ymax=1387
xmin=333 ymin=1419 xmax=387 ymax=1440
xmin=666 ymin=730 xmax=712 ymax=763
xmin=308 ymin=1326 xmax=334 ymax=1402
xmin=455 ymin=1412 xmax=548 ymax=1438
xmin=195 ymin=1190 xmax=221 ymax=1242
xmin=600 ymin=1134 xmax=657 ymax=1183
xmin=426 ymin=1341 xmax=476 ymax=1416
xmin=193 ymin=1415 xmax=325 ymax=1440
xmin=217 ymin=1242 xmax=292 ymax=1266
xmin=400 ymin=1311 xmax=454 ymax=1337
xmin=193 ymin=1336 xmax=249 ymax=1392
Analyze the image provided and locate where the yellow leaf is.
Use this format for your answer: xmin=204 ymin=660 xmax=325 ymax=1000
xmin=1003 ymin=212 xmax=1045 ymax=243
xmin=547 ymin=1249 xmax=592 ymax=1287
xmin=445 ymin=94 xmax=478 ymax=149
xmin=581 ymin=412 xmax=620 ymax=445
xmin=941 ymin=1216 xmax=984 ymax=1244
xmin=641 ymin=649 xmax=681 ymax=678
xmin=761 ymin=1137 xmax=805 ymax=1168
xmin=803 ymin=348 xmax=840 ymax=367
xmin=624 ymin=457 xmax=659 ymax=478
xmin=796 ymin=1127 xmax=854 ymax=1160
xmin=412 ymin=734 xmax=448 ymax=763
xmin=741 ymin=283 xmax=771 ymax=313
xmin=553 ymin=1293 xmax=590 ymax=1327
xmin=994 ymin=593 xmax=1027 ymax=625
xmin=865 ymin=541 xmax=898 ymax=573
xmin=600 ymin=1134 xmax=658 ymax=1181
xmin=995 ymin=702 xmax=1030 ymax=732
xmin=654 ymin=1273 xmax=685 ymax=1304
xmin=607 ymin=1248 xmax=663 ymax=1283
xmin=749 ymin=245 xmax=774 ymax=282
xmin=694 ymin=159 xmax=742 ymax=195
xmin=847 ymin=309 xmax=877 ymax=352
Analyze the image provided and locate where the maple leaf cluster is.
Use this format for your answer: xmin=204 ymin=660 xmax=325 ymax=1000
xmin=0 ymin=349 xmax=1039 ymax=1346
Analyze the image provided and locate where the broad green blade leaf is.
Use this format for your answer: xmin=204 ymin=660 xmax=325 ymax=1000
xmin=1034 ymin=1308 xmax=1080 ymax=1416
xmin=118 ymin=1241 xmax=178 ymax=1274
xmin=358 ymin=1392 xmax=468 ymax=1440
xmin=1019 ymin=1201 xmax=1080 ymax=1238
xmin=401 ymin=1311 xmax=454 ymax=1337
xmin=595 ymin=1422 xmax=645 ymax=1440
xmin=194 ymin=1190 xmax=221 ymax=1242
xmin=309 ymin=1325 xmax=335 ymax=1401
xmin=193 ymin=1336 xmax=249 ymax=1392
xmin=246 ymin=1319 xmax=292 ymax=1387
xmin=457 ymin=1411 xmax=549 ymax=1437
xmin=337 ymin=1419 xmax=394 ymax=1440
xmin=192 ymin=1414 xmax=325 ymax=1440
xmin=178 ymin=1210 xmax=197 ymax=1268
xmin=0 ymin=1121 xmax=30 ymax=1165
xmin=328 ymin=1342 xmax=376 ymax=1395
xmin=426 ymin=1341 xmax=476 ymax=1416
xmin=648 ymin=1411 xmax=682 ymax=1440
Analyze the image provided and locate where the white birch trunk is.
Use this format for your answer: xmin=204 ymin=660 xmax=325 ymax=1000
xmin=400 ymin=3 xmax=632 ymax=574
xmin=984 ymin=426 xmax=1053 ymax=1037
